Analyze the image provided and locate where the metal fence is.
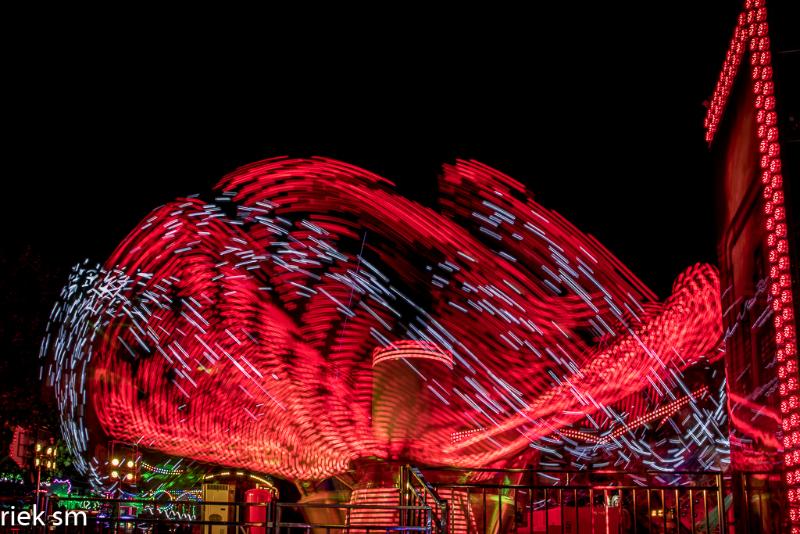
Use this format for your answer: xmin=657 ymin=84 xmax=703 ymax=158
xmin=410 ymin=467 xmax=727 ymax=534
xmin=2 ymin=468 xmax=787 ymax=533
xmin=24 ymin=497 xmax=436 ymax=534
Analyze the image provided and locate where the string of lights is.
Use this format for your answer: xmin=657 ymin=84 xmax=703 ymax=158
xmin=704 ymin=0 xmax=799 ymax=528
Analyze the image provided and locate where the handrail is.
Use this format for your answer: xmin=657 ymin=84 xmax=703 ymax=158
xmin=420 ymin=466 xmax=725 ymax=476
xmin=52 ymin=496 xmax=429 ymax=509
xmin=418 ymin=465 xmax=723 ymax=488
xmin=428 ymin=482 xmax=722 ymax=491
xmin=48 ymin=495 xmax=437 ymax=533
xmin=402 ymin=465 xmax=449 ymax=534
xmin=424 ymin=466 xmax=724 ymax=475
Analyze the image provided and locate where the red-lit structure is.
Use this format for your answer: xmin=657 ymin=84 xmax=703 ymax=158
xmin=707 ymin=0 xmax=799 ymax=531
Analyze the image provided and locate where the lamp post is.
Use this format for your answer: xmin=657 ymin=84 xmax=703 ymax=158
xmin=108 ymin=441 xmax=140 ymax=487
xmin=33 ymin=439 xmax=57 ymax=508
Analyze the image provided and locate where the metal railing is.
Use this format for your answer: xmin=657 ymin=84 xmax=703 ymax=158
xmin=37 ymin=496 xmax=436 ymax=534
xmin=400 ymin=466 xmax=448 ymax=534
xmin=735 ymin=471 xmax=784 ymax=533
xmin=414 ymin=467 xmax=727 ymax=534
xmin=7 ymin=467 xmax=787 ymax=533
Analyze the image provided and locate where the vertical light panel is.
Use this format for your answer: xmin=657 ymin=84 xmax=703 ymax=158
xmin=705 ymin=0 xmax=800 ymax=529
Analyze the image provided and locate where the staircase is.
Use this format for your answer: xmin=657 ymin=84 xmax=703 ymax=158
xmin=347 ymin=486 xmax=402 ymax=531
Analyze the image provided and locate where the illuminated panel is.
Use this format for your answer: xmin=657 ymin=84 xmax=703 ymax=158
xmin=9 ymin=426 xmax=31 ymax=470
xmin=558 ymin=387 xmax=709 ymax=444
xmin=140 ymin=462 xmax=185 ymax=475
xmin=450 ymin=428 xmax=485 ymax=444
xmin=348 ymin=487 xmax=400 ymax=530
xmin=703 ymin=9 xmax=749 ymax=143
xmin=705 ymin=0 xmax=799 ymax=528
xmin=372 ymin=340 xmax=454 ymax=369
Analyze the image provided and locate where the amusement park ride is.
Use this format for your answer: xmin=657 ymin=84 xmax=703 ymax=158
xmin=39 ymin=156 xmax=728 ymax=532
xmin=33 ymin=0 xmax=799 ymax=531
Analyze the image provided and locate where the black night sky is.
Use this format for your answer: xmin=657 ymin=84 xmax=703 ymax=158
xmin=2 ymin=3 xmax=748 ymax=419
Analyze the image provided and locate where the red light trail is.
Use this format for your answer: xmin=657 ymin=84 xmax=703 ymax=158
xmin=42 ymin=158 xmax=725 ymax=487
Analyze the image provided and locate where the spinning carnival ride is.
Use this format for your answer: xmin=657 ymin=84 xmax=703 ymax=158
xmin=41 ymin=158 xmax=726 ymax=492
